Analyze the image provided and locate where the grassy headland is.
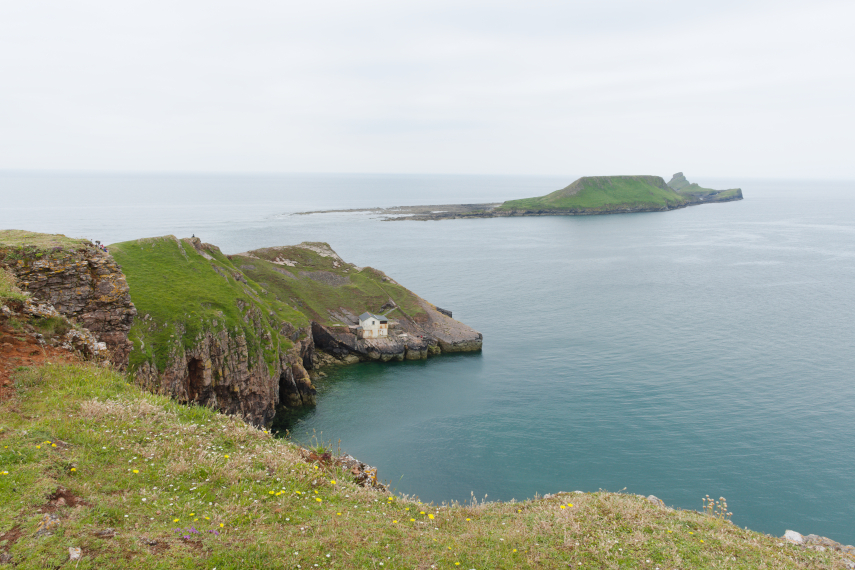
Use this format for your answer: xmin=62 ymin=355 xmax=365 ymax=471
xmin=0 ymin=362 xmax=847 ymax=569
xmin=110 ymin=236 xmax=308 ymax=373
xmin=498 ymin=176 xmax=689 ymax=213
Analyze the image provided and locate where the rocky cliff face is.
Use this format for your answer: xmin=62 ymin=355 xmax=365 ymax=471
xmin=0 ymin=239 xmax=137 ymax=367
xmin=134 ymin=320 xmax=315 ymax=427
xmin=111 ymin=236 xmax=318 ymax=427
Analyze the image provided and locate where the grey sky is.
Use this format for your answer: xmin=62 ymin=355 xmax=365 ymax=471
xmin=1 ymin=0 xmax=853 ymax=177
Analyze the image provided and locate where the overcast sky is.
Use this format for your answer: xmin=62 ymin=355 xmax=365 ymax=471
xmin=1 ymin=0 xmax=853 ymax=178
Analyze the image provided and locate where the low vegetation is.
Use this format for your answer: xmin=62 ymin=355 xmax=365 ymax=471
xmin=234 ymin=243 xmax=428 ymax=326
xmin=0 ymin=362 xmax=848 ymax=569
xmin=0 ymin=268 xmax=26 ymax=305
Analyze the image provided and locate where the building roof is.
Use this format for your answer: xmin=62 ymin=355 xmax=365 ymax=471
xmin=358 ymin=312 xmax=388 ymax=324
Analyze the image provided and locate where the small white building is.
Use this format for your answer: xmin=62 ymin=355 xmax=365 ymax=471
xmin=357 ymin=312 xmax=388 ymax=339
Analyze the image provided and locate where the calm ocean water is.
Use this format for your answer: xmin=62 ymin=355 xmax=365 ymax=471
xmin=2 ymin=171 xmax=854 ymax=543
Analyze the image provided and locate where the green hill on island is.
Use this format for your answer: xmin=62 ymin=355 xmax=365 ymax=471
xmin=495 ymin=174 xmax=742 ymax=215
xmin=499 ymin=175 xmax=687 ymax=213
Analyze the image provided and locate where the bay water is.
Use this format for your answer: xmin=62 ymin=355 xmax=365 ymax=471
xmin=2 ymin=172 xmax=854 ymax=543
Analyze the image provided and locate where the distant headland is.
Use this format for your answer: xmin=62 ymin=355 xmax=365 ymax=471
xmin=294 ymin=173 xmax=743 ymax=220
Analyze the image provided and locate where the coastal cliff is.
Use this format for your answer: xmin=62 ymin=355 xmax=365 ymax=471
xmin=0 ymin=230 xmax=137 ymax=367
xmin=110 ymin=237 xmax=481 ymax=426
xmin=0 ymin=230 xmax=482 ymax=427
xmin=110 ymin=236 xmax=317 ymax=427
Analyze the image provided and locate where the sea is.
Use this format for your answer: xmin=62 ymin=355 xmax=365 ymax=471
xmin=2 ymin=171 xmax=854 ymax=544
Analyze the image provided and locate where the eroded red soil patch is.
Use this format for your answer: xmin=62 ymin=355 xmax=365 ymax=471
xmin=0 ymin=320 xmax=76 ymax=401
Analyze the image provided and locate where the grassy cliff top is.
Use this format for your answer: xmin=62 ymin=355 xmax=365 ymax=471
xmin=110 ymin=236 xmax=308 ymax=372
xmin=499 ymin=175 xmax=688 ymax=211
xmin=0 ymin=362 xmax=847 ymax=569
xmin=0 ymin=230 xmax=91 ymax=250
xmin=233 ymin=242 xmax=428 ymax=326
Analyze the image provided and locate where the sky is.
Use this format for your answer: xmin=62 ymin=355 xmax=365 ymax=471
xmin=1 ymin=0 xmax=853 ymax=178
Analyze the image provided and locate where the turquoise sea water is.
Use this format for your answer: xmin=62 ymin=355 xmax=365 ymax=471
xmin=2 ymin=172 xmax=854 ymax=543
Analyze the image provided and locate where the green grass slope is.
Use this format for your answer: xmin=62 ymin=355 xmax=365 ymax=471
xmin=0 ymin=362 xmax=849 ymax=569
xmin=499 ymin=175 xmax=688 ymax=212
xmin=109 ymin=236 xmax=308 ymax=373
xmin=233 ymin=243 xmax=428 ymax=326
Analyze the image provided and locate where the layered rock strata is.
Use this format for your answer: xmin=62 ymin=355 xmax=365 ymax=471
xmin=0 ymin=241 xmax=137 ymax=367
xmin=134 ymin=321 xmax=315 ymax=427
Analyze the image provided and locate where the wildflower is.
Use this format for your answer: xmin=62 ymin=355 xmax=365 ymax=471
xmin=330 ymin=480 xmax=336 ymax=485
xmin=219 ymin=523 xmax=224 ymax=528
xmin=52 ymin=444 xmax=57 ymax=448
xmin=174 ymin=519 xmax=179 ymax=522
xmin=700 ymin=540 xmax=705 ymax=543
xmin=1 ymin=471 xmax=8 ymax=476
xmin=224 ymin=454 xmax=229 ymax=459
xmin=420 ymin=511 xmax=425 ymax=515
xmin=316 ymin=498 xmax=322 ymax=502
xmin=466 ymin=518 xmax=471 ymax=521
xmin=337 ymin=513 xmax=342 ymax=516
xmin=132 ymin=470 xmax=139 ymax=474
xmin=190 ymin=513 xmax=195 ymax=516
xmin=568 ymin=503 xmax=573 ymax=507
xmin=393 ymin=520 xmax=398 ymax=523
xmin=560 ymin=505 xmax=565 ymax=509
xmin=513 ymin=549 xmax=517 ymax=552
xmin=428 ymin=514 xmax=434 ymax=520
xmin=410 ymin=518 xmax=415 ymax=522
xmin=36 ymin=445 xmax=41 ymax=449
xmin=70 ymin=467 xmax=76 ymax=472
